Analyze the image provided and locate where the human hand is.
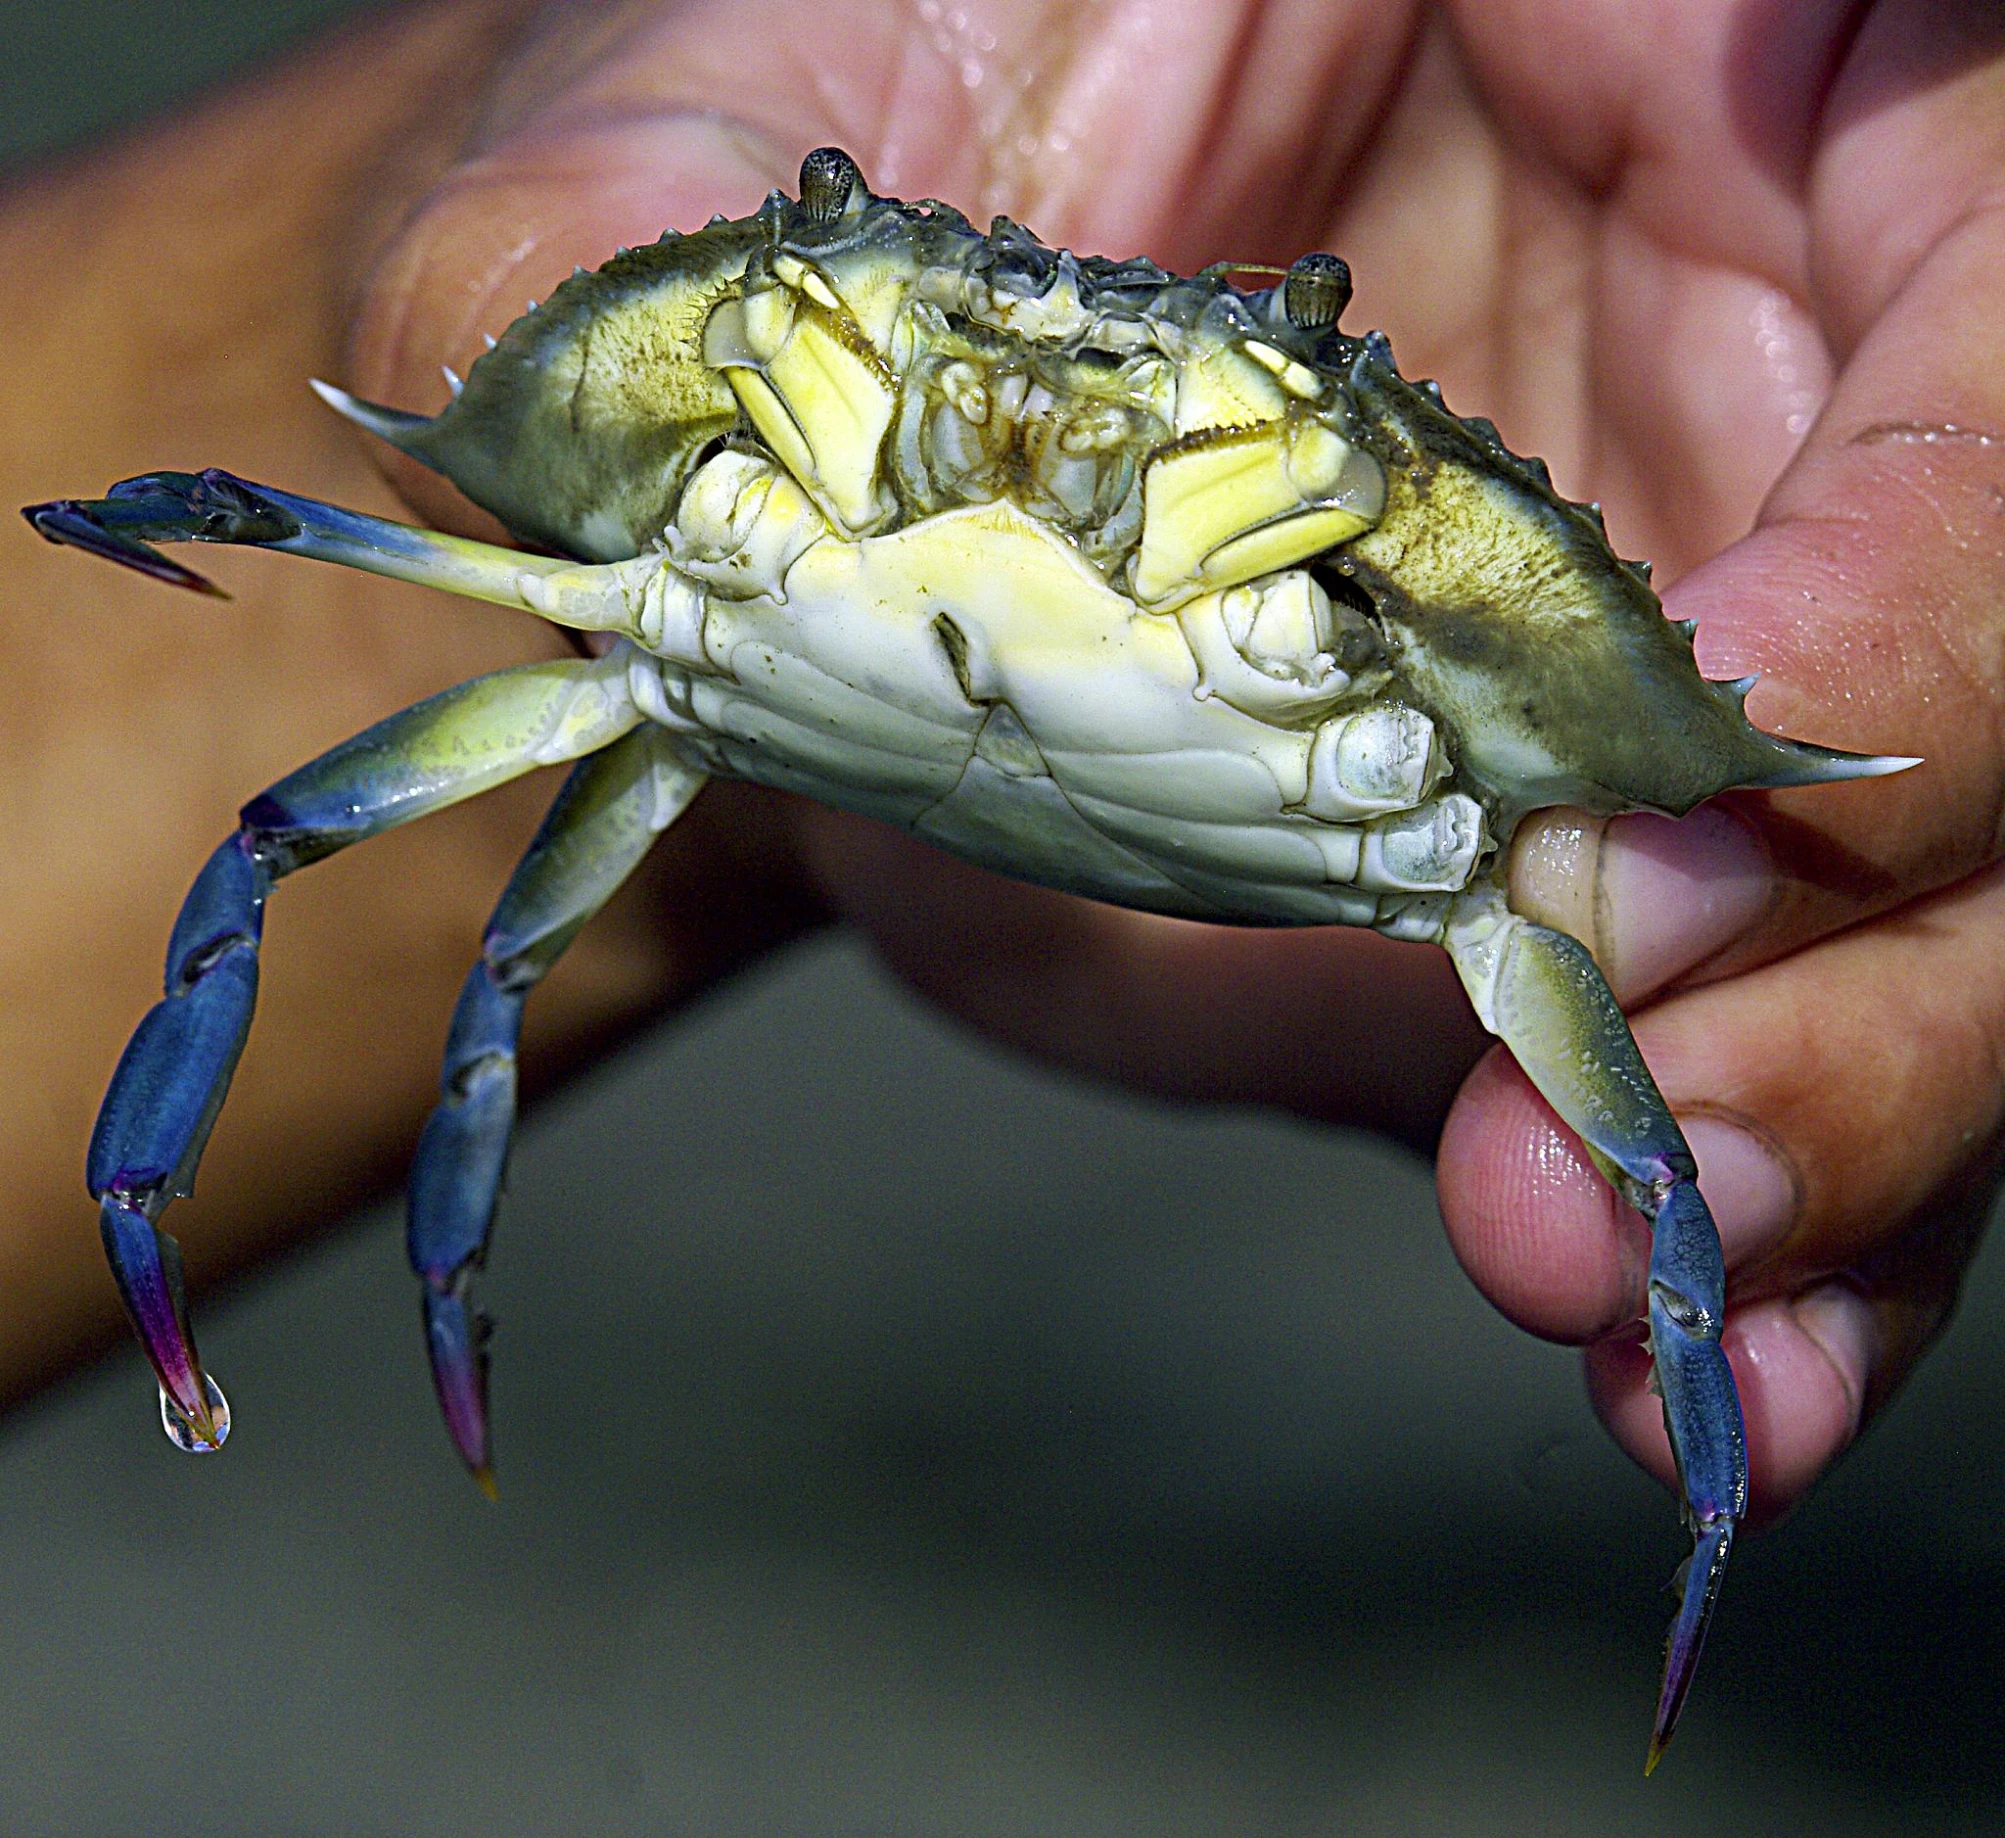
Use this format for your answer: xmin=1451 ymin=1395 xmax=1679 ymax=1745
xmin=345 ymin=0 xmax=2005 ymax=1524
xmin=14 ymin=0 xmax=1998 ymax=1527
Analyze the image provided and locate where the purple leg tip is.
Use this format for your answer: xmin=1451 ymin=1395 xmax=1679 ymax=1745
xmin=422 ymin=1281 xmax=494 ymax=1493
xmin=1646 ymin=1518 xmax=1735 ymax=1773
xmin=98 ymin=1196 xmax=221 ymax=1446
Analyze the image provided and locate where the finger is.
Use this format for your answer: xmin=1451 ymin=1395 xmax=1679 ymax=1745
xmin=1512 ymin=21 xmax=2005 ymax=991
xmin=1442 ymin=854 xmax=2005 ymax=1514
xmin=1508 ymin=802 xmax=1778 ymax=1006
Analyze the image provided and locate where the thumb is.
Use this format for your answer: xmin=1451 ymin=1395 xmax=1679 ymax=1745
xmin=348 ymin=94 xmax=789 ymax=533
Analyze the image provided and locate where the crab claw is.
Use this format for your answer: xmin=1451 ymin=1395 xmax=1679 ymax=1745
xmin=23 ymin=497 xmax=227 ymax=594
xmin=406 ymin=958 xmax=522 ymax=1491
xmin=85 ymin=832 xmax=266 ymax=1451
xmin=1648 ymin=1516 xmax=1734 ymax=1774
xmin=25 ymin=468 xmax=312 ymax=594
xmin=1642 ymin=1179 xmax=1744 ymax=1771
xmin=27 ymin=467 xmax=647 ymax=633
xmin=421 ymin=1274 xmax=496 ymax=1497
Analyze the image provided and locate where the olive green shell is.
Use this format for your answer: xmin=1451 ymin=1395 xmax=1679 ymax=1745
xmin=341 ymin=163 xmax=1892 ymax=827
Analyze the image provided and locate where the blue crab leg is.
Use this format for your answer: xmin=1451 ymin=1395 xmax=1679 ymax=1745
xmin=23 ymin=468 xmax=640 ymax=633
xmin=1445 ymin=891 xmax=1747 ymax=1773
xmin=409 ymin=725 xmax=705 ymax=1490
xmin=87 ymin=652 xmax=645 ymax=1452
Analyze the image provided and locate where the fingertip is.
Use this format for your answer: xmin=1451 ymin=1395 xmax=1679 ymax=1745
xmin=1596 ymin=803 xmax=1775 ymax=1001
xmin=1507 ymin=802 xmax=1774 ymax=1005
xmin=1438 ymin=1048 xmax=1648 ymax=1343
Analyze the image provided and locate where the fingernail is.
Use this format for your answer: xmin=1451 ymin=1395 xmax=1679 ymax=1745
xmin=1791 ymin=1282 xmax=1875 ymax=1433
xmin=1598 ymin=805 xmax=1774 ymax=1000
xmin=1682 ymin=1114 xmax=1799 ymax=1268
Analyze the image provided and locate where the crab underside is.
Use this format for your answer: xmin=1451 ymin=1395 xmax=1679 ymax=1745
xmin=28 ymin=146 xmax=1910 ymax=1770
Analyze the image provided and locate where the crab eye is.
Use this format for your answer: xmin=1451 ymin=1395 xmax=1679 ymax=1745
xmin=1284 ymin=253 xmax=1352 ymax=331
xmin=799 ymin=147 xmax=866 ymax=224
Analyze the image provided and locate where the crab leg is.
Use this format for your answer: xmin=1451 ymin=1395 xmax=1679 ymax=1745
xmin=24 ymin=468 xmax=643 ymax=633
xmin=409 ymin=725 xmax=704 ymax=1490
xmin=1445 ymin=890 xmax=1747 ymax=1772
xmin=87 ymin=651 xmax=646 ymax=1453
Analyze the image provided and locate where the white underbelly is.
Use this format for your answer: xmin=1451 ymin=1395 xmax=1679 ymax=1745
xmin=631 ymin=494 xmax=1484 ymax=935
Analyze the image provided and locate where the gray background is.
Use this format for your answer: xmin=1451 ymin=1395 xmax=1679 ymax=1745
xmin=4 ymin=4 xmax=2002 ymax=1832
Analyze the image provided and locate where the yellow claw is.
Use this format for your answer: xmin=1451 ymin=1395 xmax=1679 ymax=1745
xmin=1130 ymin=414 xmax=1385 ymax=607
xmin=707 ymin=290 xmax=898 ymax=536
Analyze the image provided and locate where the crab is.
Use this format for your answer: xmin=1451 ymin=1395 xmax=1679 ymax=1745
xmin=26 ymin=146 xmax=1910 ymax=1770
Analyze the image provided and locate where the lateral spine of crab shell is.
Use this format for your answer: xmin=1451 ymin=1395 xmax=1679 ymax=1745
xmin=323 ymin=214 xmax=772 ymax=562
xmin=1327 ymin=345 xmax=1904 ymax=827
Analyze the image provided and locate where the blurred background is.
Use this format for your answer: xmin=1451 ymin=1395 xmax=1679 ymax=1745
xmin=4 ymin=5 xmax=2002 ymax=1832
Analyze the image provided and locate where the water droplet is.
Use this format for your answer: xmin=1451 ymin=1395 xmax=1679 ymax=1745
xmin=158 ymin=1376 xmax=230 ymax=1453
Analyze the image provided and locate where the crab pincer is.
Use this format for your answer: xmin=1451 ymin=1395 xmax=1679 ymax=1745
xmin=26 ymin=496 xmax=228 ymax=595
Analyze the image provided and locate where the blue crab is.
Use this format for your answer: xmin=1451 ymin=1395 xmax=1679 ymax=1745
xmin=26 ymin=147 xmax=1910 ymax=1769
